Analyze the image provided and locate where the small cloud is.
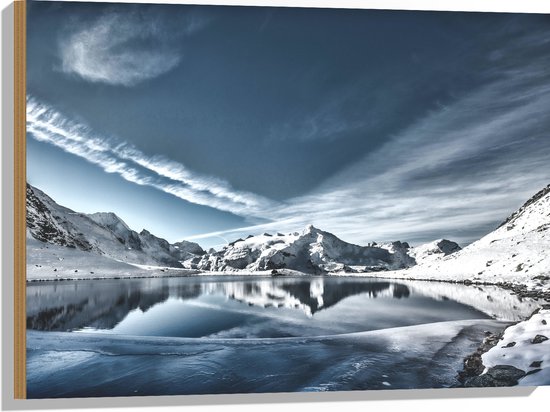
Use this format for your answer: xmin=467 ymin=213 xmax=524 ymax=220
xmin=58 ymin=10 xmax=197 ymax=86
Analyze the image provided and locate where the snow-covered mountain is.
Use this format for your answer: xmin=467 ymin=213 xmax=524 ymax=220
xmin=26 ymin=183 xmax=205 ymax=274
xmin=409 ymin=239 xmax=462 ymax=265
xmin=26 ymin=183 xmax=464 ymax=279
xmin=402 ymin=184 xmax=550 ymax=291
xmin=193 ymin=225 xmax=420 ymax=274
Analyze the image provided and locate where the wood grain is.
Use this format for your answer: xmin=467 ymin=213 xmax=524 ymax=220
xmin=14 ymin=0 xmax=27 ymax=400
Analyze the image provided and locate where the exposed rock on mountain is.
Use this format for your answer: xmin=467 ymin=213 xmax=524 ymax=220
xmin=26 ymin=184 xmax=93 ymax=251
xmin=409 ymin=239 xmax=462 ymax=265
xmin=194 ymin=225 xmax=417 ymax=274
xmin=26 ymin=183 xmax=204 ymax=272
xmin=26 ymin=183 xmax=471 ymax=278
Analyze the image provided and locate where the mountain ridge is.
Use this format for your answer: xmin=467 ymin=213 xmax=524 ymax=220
xmin=26 ymin=182 xmax=461 ymax=277
xmin=400 ymin=183 xmax=550 ymax=292
xmin=26 ymin=181 xmax=550 ymax=288
xmin=192 ymin=225 xmax=421 ymax=274
xmin=26 ymin=183 xmax=205 ymax=270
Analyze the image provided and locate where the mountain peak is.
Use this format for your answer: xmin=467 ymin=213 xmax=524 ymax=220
xmin=88 ymin=212 xmax=130 ymax=231
xmin=499 ymin=183 xmax=550 ymax=229
xmin=302 ymin=224 xmax=320 ymax=235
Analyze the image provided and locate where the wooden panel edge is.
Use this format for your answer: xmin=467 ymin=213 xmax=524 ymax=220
xmin=14 ymin=0 xmax=27 ymax=400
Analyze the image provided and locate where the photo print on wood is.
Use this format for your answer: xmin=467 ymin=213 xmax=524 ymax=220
xmin=16 ymin=0 xmax=550 ymax=399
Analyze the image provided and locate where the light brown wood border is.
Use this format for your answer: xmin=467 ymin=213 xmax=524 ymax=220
xmin=14 ymin=0 xmax=27 ymax=400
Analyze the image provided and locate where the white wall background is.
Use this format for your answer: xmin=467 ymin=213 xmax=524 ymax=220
xmin=1 ymin=1 xmax=549 ymax=411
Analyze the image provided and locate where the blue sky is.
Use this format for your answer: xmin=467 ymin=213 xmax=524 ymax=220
xmin=27 ymin=1 xmax=550 ymax=248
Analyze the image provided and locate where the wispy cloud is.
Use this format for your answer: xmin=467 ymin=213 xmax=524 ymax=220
xmin=26 ymin=97 xmax=276 ymax=216
xmin=33 ymin=20 xmax=550 ymax=249
xmin=187 ymin=30 xmax=550 ymax=247
xmin=58 ymin=9 xmax=205 ymax=86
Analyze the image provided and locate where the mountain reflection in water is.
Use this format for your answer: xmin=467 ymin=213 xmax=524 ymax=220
xmin=27 ymin=277 xmax=410 ymax=333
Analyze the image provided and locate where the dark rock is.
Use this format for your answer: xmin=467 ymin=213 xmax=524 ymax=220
xmin=465 ymin=365 xmax=526 ymax=387
xmin=464 ymin=374 xmax=499 ymax=388
xmin=542 ymin=320 xmax=547 ymax=325
xmin=525 ymin=369 xmax=542 ymax=376
xmin=462 ymin=354 xmax=484 ymax=377
xmin=486 ymin=365 xmax=526 ymax=383
xmin=464 ymin=374 xmax=517 ymax=388
xmin=531 ymin=334 xmax=548 ymax=344
xmin=457 ymin=331 xmax=504 ymax=385
xmin=530 ymin=308 xmax=542 ymax=317
xmin=502 ymin=341 xmax=516 ymax=348
xmin=529 ymin=360 xmax=542 ymax=368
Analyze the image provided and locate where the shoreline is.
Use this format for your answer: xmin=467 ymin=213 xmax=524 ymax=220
xmin=25 ymin=268 xmax=550 ymax=302
xmin=455 ymin=307 xmax=550 ymax=387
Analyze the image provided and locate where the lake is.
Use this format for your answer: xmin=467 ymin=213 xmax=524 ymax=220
xmin=26 ymin=275 xmax=534 ymax=397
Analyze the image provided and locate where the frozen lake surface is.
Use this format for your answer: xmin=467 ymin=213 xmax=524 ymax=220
xmin=26 ymin=276 xmax=531 ymax=398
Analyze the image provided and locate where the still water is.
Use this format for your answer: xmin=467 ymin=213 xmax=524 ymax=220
xmin=27 ymin=276 xmax=491 ymax=338
xmin=26 ymin=276 xmax=517 ymax=397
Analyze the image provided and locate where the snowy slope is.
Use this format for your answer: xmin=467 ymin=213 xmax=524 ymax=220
xmin=26 ymin=183 xmax=205 ymax=278
xmin=26 ymin=236 xmax=144 ymax=280
xmin=26 ymin=233 xmax=198 ymax=281
xmin=87 ymin=212 xmax=142 ymax=250
xmin=195 ymin=225 xmax=417 ymax=274
xmin=383 ymin=184 xmax=550 ymax=291
xmin=481 ymin=308 xmax=550 ymax=386
xmin=27 ymin=184 xmax=467 ymax=278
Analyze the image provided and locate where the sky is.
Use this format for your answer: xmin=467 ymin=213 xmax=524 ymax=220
xmin=26 ymin=1 xmax=550 ymax=249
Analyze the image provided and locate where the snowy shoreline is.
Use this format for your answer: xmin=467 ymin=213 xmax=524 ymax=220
xmin=26 ymin=266 xmax=550 ymax=301
xmin=456 ymin=308 xmax=550 ymax=387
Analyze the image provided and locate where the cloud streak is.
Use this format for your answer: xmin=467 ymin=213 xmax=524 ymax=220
xmin=58 ymin=9 xmax=202 ymax=86
xmin=31 ymin=15 xmax=550 ymax=249
xmin=26 ymin=97 xmax=276 ymax=217
xmin=187 ymin=29 xmax=550 ymax=247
